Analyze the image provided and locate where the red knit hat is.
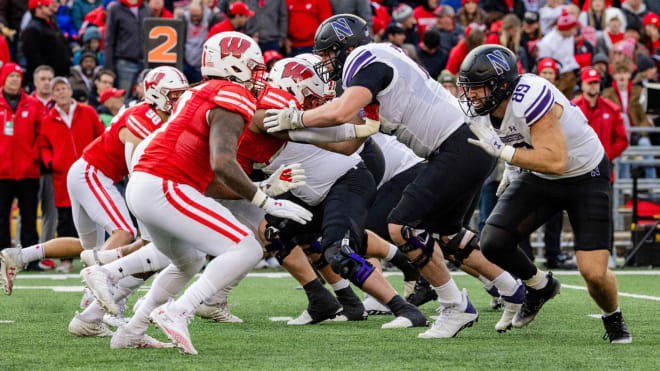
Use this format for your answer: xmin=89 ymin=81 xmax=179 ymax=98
xmin=28 ymin=0 xmax=52 ymax=10
xmin=0 ymin=63 xmax=23 ymax=86
xmin=462 ymin=0 xmax=478 ymax=5
xmin=537 ymin=58 xmax=557 ymax=75
xmin=557 ymin=12 xmax=578 ymax=31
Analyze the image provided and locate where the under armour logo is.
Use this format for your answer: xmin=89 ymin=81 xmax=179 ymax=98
xmin=591 ymin=168 xmax=601 ymax=177
xmin=509 ymin=126 xmax=516 ymax=132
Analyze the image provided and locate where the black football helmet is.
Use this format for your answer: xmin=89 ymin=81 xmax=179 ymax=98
xmin=313 ymin=14 xmax=370 ymax=83
xmin=457 ymin=44 xmax=520 ymax=117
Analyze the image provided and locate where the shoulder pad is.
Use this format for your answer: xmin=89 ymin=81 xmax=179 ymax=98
xmin=258 ymin=86 xmax=299 ymax=110
xmin=212 ymin=82 xmax=258 ymax=122
xmin=510 ymin=74 xmax=555 ymax=126
xmin=342 ymin=44 xmax=378 ymax=86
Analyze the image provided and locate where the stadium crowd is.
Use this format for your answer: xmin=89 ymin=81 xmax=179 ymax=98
xmin=0 ymin=0 xmax=658 ymax=272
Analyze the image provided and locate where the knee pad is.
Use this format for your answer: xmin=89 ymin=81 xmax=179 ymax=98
xmin=328 ymin=243 xmax=375 ymax=288
xmin=398 ymin=226 xmax=435 ymax=269
xmin=302 ymin=237 xmax=328 ymax=270
xmin=264 ymin=225 xmax=294 ymax=265
xmin=438 ymin=228 xmax=479 ymax=265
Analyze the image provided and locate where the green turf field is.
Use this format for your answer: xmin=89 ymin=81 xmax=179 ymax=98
xmin=0 ymin=270 xmax=658 ymax=370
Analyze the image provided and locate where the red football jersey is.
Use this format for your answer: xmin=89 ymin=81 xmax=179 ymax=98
xmin=236 ymin=85 xmax=299 ymax=175
xmin=82 ymin=102 xmax=164 ymax=184
xmin=134 ymin=80 xmax=256 ymax=193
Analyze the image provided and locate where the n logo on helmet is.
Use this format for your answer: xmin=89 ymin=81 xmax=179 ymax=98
xmin=144 ymin=72 xmax=165 ymax=90
xmin=486 ymin=50 xmax=510 ymax=76
xmin=330 ymin=18 xmax=353 ymax=41
xmin=281 ymin=62 xmax=313 ymax=82
xmin=220 ymin=37 xmax=250 ymax=58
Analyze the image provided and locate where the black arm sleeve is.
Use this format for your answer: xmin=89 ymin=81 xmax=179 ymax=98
xmin=347 ymin=62 xmax=394 ymax=103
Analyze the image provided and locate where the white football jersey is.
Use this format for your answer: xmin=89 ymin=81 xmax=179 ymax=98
xmin=370 ymin=133 xmax=423 ymax=188
xmin=342 ymin=43 xmax=465 ymax=158
xmin=482 ymin=74 xmax=604 ymax=179
xmin=263 ymin=142 xmax=361 ymax=206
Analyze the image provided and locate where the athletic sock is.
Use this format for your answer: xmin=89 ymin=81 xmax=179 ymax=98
xmin=176 ymin=275 xmax=217 ymax=314
xmin=433 ymin=278 xmax=465 ymax=310
xmin=602 ymin=307 xmax=621 ymax=317
xmin=330 ymin=279 xmax=349 ymax=292
xmin=21 ymin=244 xmax=45 ymax=264
xmin=96 ymin=248 xmax=123 ymax=265
xmin=384 ymin=244 xmax=398 ymax=261
xmin=525 ymin=269 xmax=549 ymax=290
xmin=492 ymin=271 xmax=519 ymax=297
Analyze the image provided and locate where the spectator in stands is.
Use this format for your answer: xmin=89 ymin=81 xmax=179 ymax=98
xmin=97 ymin=87 xmax=125 ymax=126
xmin=0 ymin=63 xmax=42 ymax=267
xmin=39 ymin=77 xmax=105 ymax=271
xmin=642 ymin=12 xmax=660 ymax=55
xmin=330 ymin=0 xmax=372 ymax=35
xmin=537 ymin=11 xmax=581 ymax=98
xmin=598 ymin=8 xmax=626 ymax=55
xmin=445 ymin=23 xmax=485 ymax=75
xmin=242 ymin=0 xmax=288 ymax=53
xmin=622 ymin=0 xmax=649 ymax=29
xmin=69 ymin=51 xmax=100 ymax=94
xmin=537 ymin=57 xmax=559 ymax=85
xmin=437 ymin=69 xmax=457 ymax=96
xmin=182 ymin=1 xmax=211 ymax=83
xmin=264 ymin=50 xmax=283 ymax=72
xmin=125 ymin=68 xmax=149 ymax=107
xmin=573 ymin=67 xmax=629 ymax=164
xmin=592 ymin=52 xmax=613 ymax=89
xmin=88 ymin=69 xmax=114 ymax=109
xmin=520 ymin=11 xmax=541 ymax=72
xmin=207 ymin=1 xmax=253 ymax=39
xmin=413 ymin=0 xmax=439 ymax=40
xmin=603 ymin=59 xmax=656 ymax=178
xmin=392 ymin=3 xmax=419 ymax=47
xmin=104 ymin=0 xmax=150 ymax=94
xmin=482 ymin=0 xmax=525 ymax=20
xmin=384 ymin=22 xmax=406 ymax=48
xmin=633 ymin=54 xmax=658 ymax=86
xmin=0 ymin=0 xmax=27 ymax=58
xmin=72 ymin=0 xmax=103 ymax=30
xmin=148 ymin=0 xmax=173 ymax=17
xmin=610 ymin=38 xmax=635 ymax=67
xmin=286 ymin=0 xmax=332 ymax=56
xmin=499 ymin=15 xmax=524 ymax=66
xmin=433 ymin=5 xmax=461 ymax=54
xmin=73 ymin=26 xmax=104 ymax=66
xmin=455 ymin=0 xmax=486 ymax=27
xmin=579 ymin=0 xmax=606 ymax=32
xmin=21 ymin=0 xmax=71 ymax=86
xmin=539 ymin=0 xmax=565 ymax=35
xmin=417 ymin=29 xmax=447 ymax=79
xmin=31 ymin=66 xmax=54 ymax=111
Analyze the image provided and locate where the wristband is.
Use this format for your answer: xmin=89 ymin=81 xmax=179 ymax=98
xmin=251 ymin=188 xmax=269 ymax=208
xmin=499 ymin=145 xmax=516 ymax=163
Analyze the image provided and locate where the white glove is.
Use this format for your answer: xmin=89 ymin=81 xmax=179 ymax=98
xmin=264 ymin=108 xmax=305 ymax=133
xmin=496 ymin=165 xmax=521 ymax=197
xmin=467 ymin=119 xmax=516 ymax=162
xmin=251 ymin=189 xmax=313 ymax=225
xmin=258 ymin=163 xmax=306 ymax=197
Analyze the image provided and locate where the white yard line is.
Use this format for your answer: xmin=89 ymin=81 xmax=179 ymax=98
xmin=561 ymin=283 xmax=660 ymax=302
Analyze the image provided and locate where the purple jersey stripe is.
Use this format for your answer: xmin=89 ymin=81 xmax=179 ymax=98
xmin=342 ymin=49 xmax=369 ymax=82
xmin=526 ymin=92 xmax=554 ymax=125
xmin=524 ymin=85 xmax=547 ymax=115
xmin=345 ymin=51 xmax=374 ymax=85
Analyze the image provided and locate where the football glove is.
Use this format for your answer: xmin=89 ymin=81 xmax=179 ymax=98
xmin=251 ymin=189 xmax=313 ymax=225
xmin=264 ymin=108 xmax=305 ymax=133
xmin=258 ymin=163 xmax=306 ymax=197
xmin=467 ymin=119 xmax=516 ymax=162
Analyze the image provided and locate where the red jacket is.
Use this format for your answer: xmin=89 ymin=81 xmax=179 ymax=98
xmin=286 ymin=0 xmax=332 ymax=47
xmin=445 ymin=40 xmax=467 ymax=75
xmin=413 ymin=6 xmax=436 ymax=41
xmin=572 ymin=95 xmax=628 ymax=161
xmin=39 ymin=103 xmax=105 ymax=207
xmin=0 ymin=91 xmax=42 ymax=180
xmin=207 ymin=18 xmax=234 ymax=41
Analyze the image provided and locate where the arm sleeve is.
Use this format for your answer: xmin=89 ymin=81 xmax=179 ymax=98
xmin=348 ymin=62 xmax=394 ymax=101
xmin=610 ymin=110 xmax=629 ymax=160
xmin=288 ymin=124 xmax=359 ymax=143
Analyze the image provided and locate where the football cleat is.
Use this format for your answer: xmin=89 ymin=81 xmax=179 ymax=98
xmin=150 ymin=301 xmax=197 ymax=355
xmin=382 ymin=303 xmax=428 ymax=329
xmin=362 ymin=294 xmax=392 ymax=316
xmin=287 ymin=307 xmax=342 ymax=325
xmin=495 ymin=281 xmax=525 ymax=332
xmin=103 ymin=313 xmax=129 ymax=328
xmin=195 ymin=303 xmax=243 ymax=323
xmin=68 ymin=312 xmax=114 ymax=337
xmin=110 ymin=325 xmax=174 ymax=349
xmin=406 ymin=276 xmax=438 ymax=307
xmin=81 ymin=266 xmax=119 ymax=315
xmin=80 ymin=250 xmax=98 ymax=267
xmin=0 ymin=248 xmax=24 ymax=295
xmin=512 ymin=273 xmax=560 ymax=328
xmin=602 ymin=312 xmax=632 ymax=344
xmin=56 ymin=259 xmax=74 ymax=273
xmin=418 ymin=289 xmax=478 ymax=338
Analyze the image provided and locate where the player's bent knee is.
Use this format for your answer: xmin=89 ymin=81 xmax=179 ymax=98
xmin=388 ymin=223 xmax=405 ymax=246
xmin=438 ymin=228 xmax=479 ymax=265
xmin=579 ymin=265 xmax=608 ymax=285
xmin=325 ymin=233 xmax=375 ymax=287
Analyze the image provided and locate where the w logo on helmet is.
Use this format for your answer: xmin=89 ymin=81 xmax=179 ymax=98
xmin=486 ymin=50 xmax=511 ymax=76
xmin=281 ymin=62 xmax=313 ymax=82
xmin=220 ymin=37 xmax=250 ymax=58
xmin=330 ymin=18 xmax=354 ymax=41
xmin=144 ymin=72 xmax=165 ymax=90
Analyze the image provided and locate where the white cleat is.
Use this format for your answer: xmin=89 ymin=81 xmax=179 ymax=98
xmin=81 ymin=266 xmax=119 ymax=315
xmin=0 ymin=248 xmax=24 ymax=295
xmin=110 ymin=325 xmax=174 ymax=349
xmin=104 ymin=313 xmax=129 ymax=328
xmin=80 ymin=288 xmax=94 ymax=309
xmin=287 ymin=310 xmax=315 ymax=325
xmin=418 ymin=289 xmax=478 ymax=339
xmin=495 ymin=301 xmax=521 ymax=333
xmin=362 ymin=295 xmax=392 ymax=316
xmin=150 ymin=301 xmax=197 ymax=355
xmin=80 ymin=250 xmax=97 ymax=268
xmin=68 ymin=312 xmax=114 ymax=337
xmin=195 ymin=303 xmax=243 ymax=323
xmin=381 ymin=316 xmax=414 ymax=328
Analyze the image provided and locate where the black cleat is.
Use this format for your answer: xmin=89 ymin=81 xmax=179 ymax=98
xmin=602 ymin=312 xmax=632 ymax=344
xmin=512 ymin=272 xmax=561 ymax=328
xmin=406 ymin=276 xmax=438 ymax=307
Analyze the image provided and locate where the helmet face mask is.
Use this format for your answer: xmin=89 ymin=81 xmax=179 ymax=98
xmin=457 ymin=77 xmax=501 ymax=117
xmin=143 ymin=66 xmax=189 ymax=112
xmin=268 ymin=57 xmax=327 ymax=109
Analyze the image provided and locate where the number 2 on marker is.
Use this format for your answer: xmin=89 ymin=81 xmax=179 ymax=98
xmin=148 ymin=26 xmax=177 ymax=64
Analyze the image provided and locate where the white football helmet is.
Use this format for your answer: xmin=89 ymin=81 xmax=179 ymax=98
xmin=202 ymin=31 xmax=266 ymax=94
xmin=143 ymin=66 xmax=189 ymax=112
xmin=268 ymin=58 xmax=327 ymax=109
xmin=296 ymin=53 xmax=336 ymax=100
